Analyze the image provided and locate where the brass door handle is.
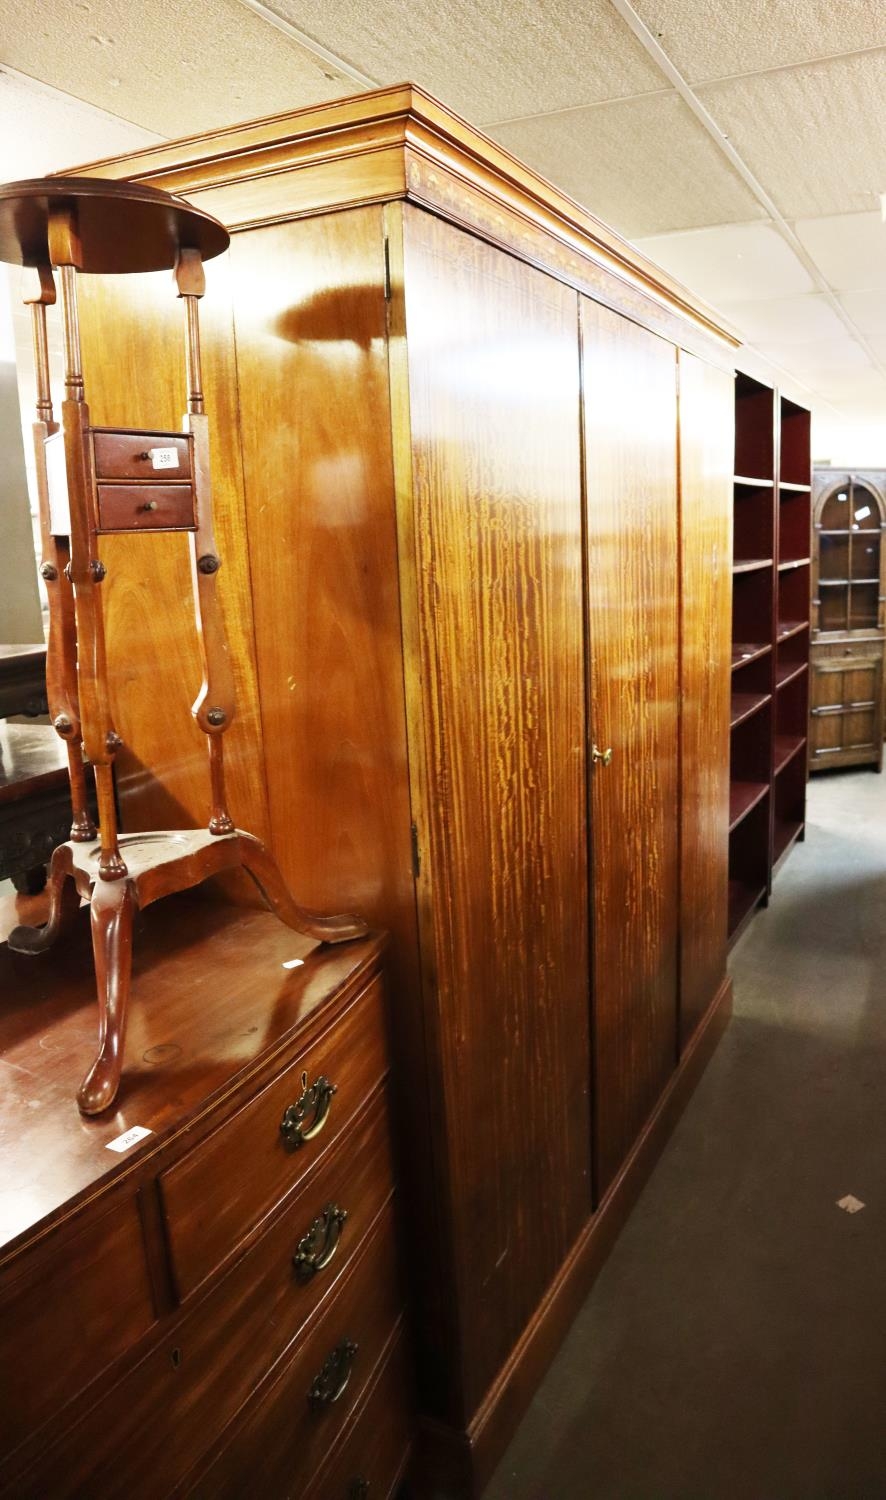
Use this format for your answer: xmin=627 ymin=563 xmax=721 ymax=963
xmin=308 ymin=1338 xmax=358 ymax=1407
xmin=592 ymin=744 xmax=613 ymax=767
xmin=280 ymin=1072 xmax=337 ymax=1149
xmin=293 ymin=1203 xmax=348 ymax=1281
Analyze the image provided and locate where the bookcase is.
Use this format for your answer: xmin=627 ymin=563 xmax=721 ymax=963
xmin=729 ymin=375 xmax=811 ymax=942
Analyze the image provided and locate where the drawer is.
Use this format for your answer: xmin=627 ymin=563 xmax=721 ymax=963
xmin=7 ymin=1117 xmax=396 ymax=1500
xmin=185 ymin=1206 xmax=404 ymax=1500
xmin=93 ymin=429 xmax=192 ymax=481
xmin=303 ymin=1330 xmax=412 ymax=1500
xmin=0 ymin=1195 xmax=155 ymax=1461
xmin=160 ymin=976 xmax=387 ymax=1300
xmin=97 ymin=482 xmax=196 ymax=531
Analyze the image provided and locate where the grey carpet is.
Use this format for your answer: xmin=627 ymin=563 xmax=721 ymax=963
xmin=484 ymin=769 xmax=886 ymax=1500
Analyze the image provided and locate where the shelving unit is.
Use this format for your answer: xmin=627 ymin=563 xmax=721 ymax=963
xmin=728 ymin=376 xmax=811 ymax=944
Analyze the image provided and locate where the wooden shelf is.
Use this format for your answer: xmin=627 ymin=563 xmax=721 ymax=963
xmin=775 ymin=661 xmax=808 ymax=690
xmin=777 ymin=619 xmax=809 ymax=642
xmin=774 ymin=734 xmax=806 ymax=775
xmin=732 ymin=642 xmax=772 ymax=670
xmin=733 ymin=558 xmax=773 ymax=574
xmin=730 ymin=691 xmax=771 ymax=729
xmin=778 ymin=557 xmax=810 ymax=571
xmin=779 ymin=481 xmax=811 ymax=493
xmin=734 ymin=475 xmax=774 ymax=488
xmin=729 ymin=780 xmax=769 ymax=832
xmin=728 ymin=879 xmax=767 ymax=944
xmin=818 ymin=578 xmax=849 ymax=586
xmin=773 ymin=819 xmax=804 ymax=869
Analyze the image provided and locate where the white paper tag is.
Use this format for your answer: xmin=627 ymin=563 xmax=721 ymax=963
xmin=836 ymin=1194 xmax=865 ymax=1214
xmin=105 ymin=1125 xmax=153 ymax=1153
xmin=150 ymin=447 xmax=179 ymax=471
xmin=282 ymin=958 xmax=305 ymax=970
xmin=854 ymin=505 xmax=871 ymax=522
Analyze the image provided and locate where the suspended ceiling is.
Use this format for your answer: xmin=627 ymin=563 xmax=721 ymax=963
xmin=3 ymin=0 xmax=886 ymax=459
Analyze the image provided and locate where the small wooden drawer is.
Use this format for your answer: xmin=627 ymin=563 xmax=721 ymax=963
xmin=185 ymin=1208 xmax=404 ymax=1500
xmin=96 ymin=482 xmax=196 ymax=532
xmin=159 ymin=976 xmax=387 ymax=1300
xmin=0 ymin=1197 xmax=155 ymax=1459
xmin=7 ymin=1137 xmax=396 ymax=1500
xmin=93 ymin=430 xmax=192 ymax=481
xmin=303 ymin=1330 xmax=412 ymax=1500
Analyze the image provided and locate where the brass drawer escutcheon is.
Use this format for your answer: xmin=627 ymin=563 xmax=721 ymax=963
xmin=293 ymin=1203 xmax=348 ymax=1281
xmin=280 ymin=1073 xmax=337 ymax=1149
xmin=308 ymin=1338 xmax=358 ymax=1407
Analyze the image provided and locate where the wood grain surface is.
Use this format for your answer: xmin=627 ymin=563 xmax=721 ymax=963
xmin=228 ymin=206 xmax=414 ymax=940
xmin=401 ymin=207 xmax=591 ymax=1416
xmin=677 ymin=352 xmax=733 ymax=1047
xmin=581 ymin=296 xmax=679 ymax=1201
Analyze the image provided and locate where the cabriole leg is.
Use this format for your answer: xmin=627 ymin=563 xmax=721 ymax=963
xmin=77 ymin=879 xmax=135 ymax=1115
xmin=237 ymin=832 xmax=368 ymax=945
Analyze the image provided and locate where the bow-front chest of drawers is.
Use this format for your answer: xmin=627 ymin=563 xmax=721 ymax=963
xmin=0 ymin=894 xmax=411 ymax=1499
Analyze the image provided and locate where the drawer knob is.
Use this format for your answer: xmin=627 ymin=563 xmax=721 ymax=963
xmin=592 ymin=743 xmax=613 ymax=767
xmin=308 ymin=1338 xmax=358 ymax=1407
xmin=280 ymin=1072 xmax=337 ymax=1149
xmin=293 ymin=1202 xmax=348 ymax=1281
xmin=142 ymin=499 xmax=158 ymax=512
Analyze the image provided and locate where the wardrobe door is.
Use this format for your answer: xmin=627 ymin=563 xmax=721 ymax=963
xmin=581 ymin=298 xmax=679 ymax=1201
xmin=400 ymin=207 xmax=591 ymax=1417
xmin=678 ymin=352 xmax=733 ymax=1046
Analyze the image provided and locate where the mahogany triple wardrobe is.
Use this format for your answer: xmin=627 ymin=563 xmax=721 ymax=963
xmin=63 ymin=84 xmax=737 ymax=1495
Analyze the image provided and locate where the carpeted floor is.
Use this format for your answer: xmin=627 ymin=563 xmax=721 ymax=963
xmin=484 ymin=768 xmax=886 ymax=1500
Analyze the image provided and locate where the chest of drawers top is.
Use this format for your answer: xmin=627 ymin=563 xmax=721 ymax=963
xmin=0 ymin=893 xmax=385 ymax=1261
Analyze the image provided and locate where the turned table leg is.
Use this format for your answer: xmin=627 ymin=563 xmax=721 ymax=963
xmin=77 ymin=880 xmax=135 ymax=1116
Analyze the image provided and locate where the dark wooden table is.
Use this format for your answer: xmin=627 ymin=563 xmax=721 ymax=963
xmin=0 ymin=723 xmax=82 ymax=893
xmin=0 ymin=645 xmax=48 ymax=719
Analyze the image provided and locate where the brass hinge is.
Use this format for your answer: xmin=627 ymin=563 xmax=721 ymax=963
xmin=383 ymin=235 xmax=392 ymax=302
xmin=410 ymin=822 xmax=421 ymax=879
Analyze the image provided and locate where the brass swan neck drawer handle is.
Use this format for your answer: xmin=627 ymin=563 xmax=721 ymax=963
xmin=293 ymin=1203 xmax=348 ymax=1281
xmin=308 ymin=1338 xmax=358 ymax=1407
xmin=280 ymin=1072 xmax=337 ymax=1149
xmin=592 ymin=743 xmax=613 ymax=767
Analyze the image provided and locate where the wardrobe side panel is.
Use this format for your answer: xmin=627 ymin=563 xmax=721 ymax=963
xmin=401 ymin=207 xmax=591 ymax=1416
xmin=227 ymin=207 xmax=415 ymax=937
xmin=679 ymin=352 xmax=733 ymax=1046
xmin=582 ymin=298 xmax=679 ymax=1201
xmin=77 ymin=258 xmax=270 ymax=846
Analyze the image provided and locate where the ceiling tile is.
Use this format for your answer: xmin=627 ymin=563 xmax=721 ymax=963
xmin=0 ymin=69 xmax=160 ymax=180
xmin=838 ymin=290 xmax=886 ymax=344
xmin=634 ymin=223 xmax=810 ymax=305
xmin=759 ymin=337 xmax=873 ymax=384
xmin=632 ymin=0 xmax=886 ymax=84
xmin=267 ymin=0 xmax=665 ymax=123
xmin=491 ymin=94 xmax=764 ymax=239
xmin=718 ymin=294 xmax=847 ymax=345
xmin=0 ymin=0 xmax=357 ymax=138
xmin=794 ymin=212 xmax=886 ymax=292
xmin=698 ymin=53 xmax=886 ymax=219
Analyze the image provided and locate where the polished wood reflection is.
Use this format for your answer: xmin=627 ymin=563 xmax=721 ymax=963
xmin=582 ymin=297 xmax=679 ymax=1201
xmin=402 ymin=207 xmax=590 ymax=1415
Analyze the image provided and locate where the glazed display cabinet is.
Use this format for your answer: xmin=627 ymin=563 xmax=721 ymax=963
xmin=810 ymin=470 xmax=886 ymax=771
